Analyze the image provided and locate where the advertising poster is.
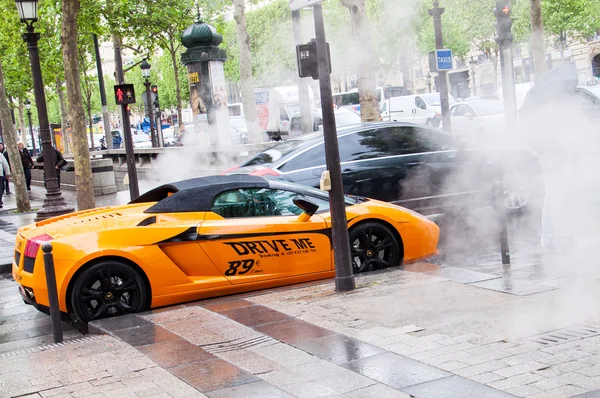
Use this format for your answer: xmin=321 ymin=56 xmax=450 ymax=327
xmin=209 ymin=60 xmax=231 ymax=146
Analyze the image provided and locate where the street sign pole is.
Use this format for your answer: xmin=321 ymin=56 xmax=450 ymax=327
xmin=114 ymin=84 xmax=140 ymax=200
xmin=313 ymin=3 xmax=355 ymax=292
xmin=429 ymin=1 xmax=452 ymax=133
xmin=121 ymin=103 xmax=139 ymax=200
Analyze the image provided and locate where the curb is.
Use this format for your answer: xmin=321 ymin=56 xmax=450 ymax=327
xmin=0 ymin=263 xmax=11 ymax=274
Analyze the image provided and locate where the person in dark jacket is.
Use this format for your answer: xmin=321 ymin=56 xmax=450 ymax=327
xmin=519 ymin=62 xmax=591 ymax=251
xmin=36 ymin=146 xmax=67 ymax=189
xmin=0 ymin=143 xmax=10 ymax=195
xmin=17 ymin=141 xmax=34 ymax=191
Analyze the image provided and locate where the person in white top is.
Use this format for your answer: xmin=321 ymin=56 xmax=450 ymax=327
xmin=0 ymin=151 xmax=10 ymax=208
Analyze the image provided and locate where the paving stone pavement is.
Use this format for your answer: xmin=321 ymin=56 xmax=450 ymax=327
xmin=0 ymin=334 xmax=207 ymax=398
xmin=0 ymin=274 xmax=84 ymax=356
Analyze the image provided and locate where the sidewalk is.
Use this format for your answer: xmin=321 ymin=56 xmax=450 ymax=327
xmin=1 ymin=244 xmax=600 ymax=396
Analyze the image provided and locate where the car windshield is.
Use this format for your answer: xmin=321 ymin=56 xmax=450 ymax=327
xmin=472 ymin=100 xmax=504 ymax=115
xmin=421 ymin=93 xmax=456 ymax=106
xmin=243 ymin=140 xmax=307 ymax=166
xmin=335 ymin=110 xmax=361 ymax=127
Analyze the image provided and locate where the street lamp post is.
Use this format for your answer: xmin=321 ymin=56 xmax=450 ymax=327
xmin=24 ymin=99 xmax=36 ymax=155
xmin=15 ymin=0 xmax=73 ymax=221
xmin=426 ymin=73 xmax=432 ymax=93
xmin=469 ymin=57 xmax=478 ymax=96
xmin=140 ymin=60 xmax=157 ymax=147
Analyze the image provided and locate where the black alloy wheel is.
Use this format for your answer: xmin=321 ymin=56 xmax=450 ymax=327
xmin=71 ymin=261 xmax=147 ymax=324
xmin=349 ymin=222 xmax=402 ymax=274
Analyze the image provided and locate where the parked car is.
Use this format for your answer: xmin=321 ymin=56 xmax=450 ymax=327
xmin=229 ymin=117 xmax=248 ymax=144
xmin=228 ymin=122 xmax=543 ymax=216
xmin=132 ymin=133 xmax=152 ymax=149
xmin=13 ymin=175 xmax=439 ymax=326
xmin=448 ymin=99 xmax=506 ymax=141
xmin=161 ymin=127 xmax=176 ymax=147
xmin=380 ymin=94 xmax=457 ymax=125
xmin=289 ymin=107 xmax=361 ymax=134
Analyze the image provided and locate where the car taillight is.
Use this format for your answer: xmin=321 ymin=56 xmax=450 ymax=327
xmin=249 ymin=168 xmax=281 ymax=177
xmin=24 ymin=234 xmax=53 ymax=258
xmin=221 ymin=166 xmax=239 ymax=175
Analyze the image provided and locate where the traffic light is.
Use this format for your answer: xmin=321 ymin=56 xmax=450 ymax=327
xmin=150 ymin=85 xmax=158 ymax=103
xmin=296 ymin=39 xmax=331 ymax=80
xmin=493 ymin=1 xmax=513 ymax=43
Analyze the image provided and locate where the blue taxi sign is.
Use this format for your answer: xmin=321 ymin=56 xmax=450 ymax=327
xmin=435 ymin=49 xmax=453 ymax=71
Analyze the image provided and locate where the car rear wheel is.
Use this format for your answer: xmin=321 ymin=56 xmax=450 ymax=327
xmin=71 ymin=261 xmax=147 ymax=324
xmin=349 ymin=222 xmax=402 ymax=273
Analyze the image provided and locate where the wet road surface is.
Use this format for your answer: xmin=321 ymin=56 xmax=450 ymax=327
xmin=0 ymin=274 xmax=83 ymax=354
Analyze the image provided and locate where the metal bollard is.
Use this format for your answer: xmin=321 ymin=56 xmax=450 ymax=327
xmin=494 ymin=181 xmax=511 ymax=265
xmin=42 ymin=243 xmax=63 ymax=343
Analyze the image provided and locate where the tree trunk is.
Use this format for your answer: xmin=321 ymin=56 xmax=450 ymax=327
xmin=0 ymin=60 xmax=30 ymax=212
xmin=233 ymin=0 xmax=260 ymax=143
xmin=530 ymin=0 xmax=547 ymax=79
xmin=168 ymin=43 xmax=184 ymax=133
xmin=56 ymin=78 xmax=70 ymax=154
xmin=17 ymin=101 xmax=27 ymax=144
xmin=61 ymin=0 xmax=95 ymax=210
xmin=340 ymin=0 xmax=381 ymax=122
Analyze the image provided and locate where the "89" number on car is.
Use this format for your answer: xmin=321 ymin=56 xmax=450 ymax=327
xmin=225 ymin=259 xmax=258 ymax=276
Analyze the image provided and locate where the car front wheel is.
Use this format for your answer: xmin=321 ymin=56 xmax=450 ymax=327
xmin=71 ymin=261 xmax=147 ymax=324
xmin=349 ymin=222 xmax=402 ymax=273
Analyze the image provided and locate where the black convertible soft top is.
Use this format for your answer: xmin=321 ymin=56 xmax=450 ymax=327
xmin=130 ymin=175 xmax=270 ymax=213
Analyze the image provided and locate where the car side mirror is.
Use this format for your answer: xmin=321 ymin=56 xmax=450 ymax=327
xmin=294 ymin=197 xmax=319 ymax=221
xmin=464 ymin=112 xmax=473 ymax=119
xmin=318 ymin=124 xmax=324 ymax=131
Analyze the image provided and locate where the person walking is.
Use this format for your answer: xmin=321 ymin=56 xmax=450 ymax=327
xmin=0 ymin=143 xmax=10 ymax=195
xmin=36 ymin=146 xmax=67 ymax=189
xmin=520 ymin=62 xmax=584 ymax=251
xmin=17 ymin=142 xmax=34 ymax=191
xmin=0 ymin=150 xmax=9 ymax=208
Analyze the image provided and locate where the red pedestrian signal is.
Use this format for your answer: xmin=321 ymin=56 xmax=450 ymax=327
xmin=114 ymin=84 xmax=136 ymax=105
xmin=502 ymin=5 xmax=510 ymax=15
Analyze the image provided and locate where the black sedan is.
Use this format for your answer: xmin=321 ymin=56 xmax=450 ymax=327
xmin=228 ymin=122 xmax=543 ymax=216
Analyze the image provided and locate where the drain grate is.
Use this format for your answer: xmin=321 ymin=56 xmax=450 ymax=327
xmin=525 ymin=325 xmax=600 ymax=346
xmin=201 ymin=335 xmax=276 ymax=353
xmin=0 ymin=335 xmax=103 ymax=358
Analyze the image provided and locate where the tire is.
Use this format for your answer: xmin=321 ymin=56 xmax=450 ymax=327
xmin=71 ymin=261 xmax=147 ymax=324
xmin=426 ymin=118 xmax=433 ymax=126
xmin=348 ymin=222 xmax=402 ymax=274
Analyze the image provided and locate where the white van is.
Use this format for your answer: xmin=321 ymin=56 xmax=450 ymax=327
xmin=381 ymin=93 xmax=457 ymax=125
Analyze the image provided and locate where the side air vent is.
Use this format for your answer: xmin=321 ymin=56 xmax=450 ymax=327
xmin=137 ymin=216 xmax=157 ymax=226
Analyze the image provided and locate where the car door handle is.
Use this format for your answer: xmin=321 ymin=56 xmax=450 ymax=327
xmin=407 ymin=161 xmax=424 ymax=166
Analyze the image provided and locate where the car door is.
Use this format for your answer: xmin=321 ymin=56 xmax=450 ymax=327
xmin=389 ymin=97 xmax=412 ymax=122
xmin=198 ymin=188 xmax=332 ymax=285
xmin=338 ymin=129 xmax=396 ymax=201
xmin=414 ymin=96 xmax=429 ymax=124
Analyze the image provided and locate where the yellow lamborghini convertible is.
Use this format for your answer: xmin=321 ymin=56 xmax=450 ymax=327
xmin=12 ymin=175 xmax=439 ymax=326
